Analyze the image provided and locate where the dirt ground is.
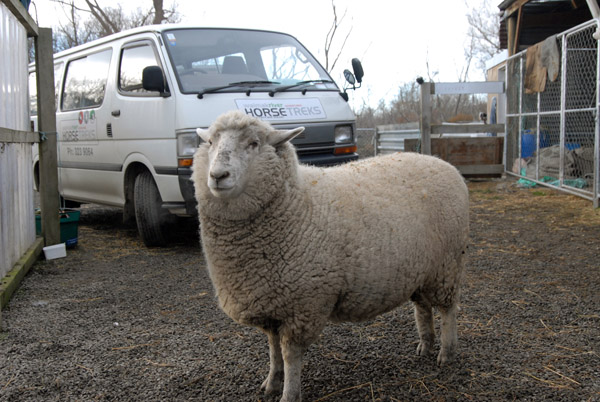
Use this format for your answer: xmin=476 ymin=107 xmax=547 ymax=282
xmin=1 ymin=176 xmax=599 ymax=401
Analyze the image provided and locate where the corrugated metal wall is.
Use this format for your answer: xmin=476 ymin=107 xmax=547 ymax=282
xmin=0 ymin=2 xmax=36 ymax=279
xmin=1 ymin=2 xmax=29 ymax=129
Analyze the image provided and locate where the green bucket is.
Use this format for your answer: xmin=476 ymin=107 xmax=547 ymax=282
xmin=35 ymin=209 xmax=80 ymax=247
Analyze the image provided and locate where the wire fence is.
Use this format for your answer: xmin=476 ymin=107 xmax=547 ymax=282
xmin=356 ymin=128 xmax=376 ymax=158
xmin=506 ymin=20 xmax=599 ymax=207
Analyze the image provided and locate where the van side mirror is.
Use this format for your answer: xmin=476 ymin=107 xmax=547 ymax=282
xmin=351 ymin=58 xmax=364 ymax=84
xmin=344 ymin=69 xmax=356 ymax=85
xmin=143 ymin=66 xmax=170 ymax=97
xmin=341 ymin=58 xmax=364 ymax=101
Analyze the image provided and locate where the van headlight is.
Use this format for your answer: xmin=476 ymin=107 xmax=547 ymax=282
xmin=177 ymin=131 xmax=200 ymax=167
xmin=334 ymin=125 xmax=353 ymax=144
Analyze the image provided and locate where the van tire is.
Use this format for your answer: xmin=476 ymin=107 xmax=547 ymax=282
xmin=134 ymin=171 xmax=168 ymax=247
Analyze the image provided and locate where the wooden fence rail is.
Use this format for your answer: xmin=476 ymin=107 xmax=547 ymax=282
xmin=418 ymin=81 xmax=506 ymax=177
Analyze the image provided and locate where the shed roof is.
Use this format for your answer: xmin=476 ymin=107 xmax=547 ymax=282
xmin=498 ymin=0 xmax=597 ymax=53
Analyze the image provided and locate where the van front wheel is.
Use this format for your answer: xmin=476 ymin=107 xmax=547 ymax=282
xmin=134 ymin=171 xmax=168 ymax=247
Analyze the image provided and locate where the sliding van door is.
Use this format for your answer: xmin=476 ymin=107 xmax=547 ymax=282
xmin=58 ymin=48 xmax=121 ymax=205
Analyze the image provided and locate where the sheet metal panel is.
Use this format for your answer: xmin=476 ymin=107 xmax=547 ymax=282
xmin=0 ymin=2 xmax=35 ymax=279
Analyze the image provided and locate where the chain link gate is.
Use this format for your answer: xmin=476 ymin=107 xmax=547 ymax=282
xmin=505 ymin=20 xmax=600 ymax=207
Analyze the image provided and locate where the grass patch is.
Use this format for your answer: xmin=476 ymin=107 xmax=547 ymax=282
xmin=470 ymin=188 xmax=493 ymax=194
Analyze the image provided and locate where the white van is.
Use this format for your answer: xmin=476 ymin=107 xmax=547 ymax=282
xmin=30 ymin=24 xmax=364 ymax=246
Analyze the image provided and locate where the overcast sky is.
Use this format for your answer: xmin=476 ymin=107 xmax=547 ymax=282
xmin=31 ymin=0 xmax=498 ymax=109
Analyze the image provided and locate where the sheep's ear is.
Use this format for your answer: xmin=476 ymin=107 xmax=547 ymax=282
xmin=268 ymin=127 xmax=305 ymax=147
xmin=196 ymin=128 xmax=211 ymax=143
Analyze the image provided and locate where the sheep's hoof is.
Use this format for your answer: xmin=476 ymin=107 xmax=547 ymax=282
xmin=416 ymin=341 xmax=432 ymax=357
xmin=279 ymin=392 xmax=301 ymax=402
xmin=436 ymin=348 xmax=455 ymax=366
xmin=261 ymin=372 xmax=283 ymax=395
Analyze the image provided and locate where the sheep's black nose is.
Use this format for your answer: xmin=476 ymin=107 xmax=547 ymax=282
xmin=211 ymin=170 xmax=230 ymax=181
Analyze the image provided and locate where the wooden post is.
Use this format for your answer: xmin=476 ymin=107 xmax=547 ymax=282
xmin=507 ymin=15 xmax=516 ymax=56
xmin=35 ymin=27 xmax=60 ymax=246
xmin=420 ymin=82 xmax=432 ymax=155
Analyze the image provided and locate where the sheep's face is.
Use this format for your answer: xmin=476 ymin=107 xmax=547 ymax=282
xmin=195 ymin=113 xmax=304 ymax=200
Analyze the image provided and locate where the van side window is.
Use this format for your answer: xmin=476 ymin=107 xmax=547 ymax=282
xmin=119 ymin=43 xmax=161 ymax=94
xmin=62 ymin=49 xmax=112 ymax=111
xmin=29 ymin=72 xmax=37 ymax=116
xmin=29 ymin=63 xmax=64 ymax=116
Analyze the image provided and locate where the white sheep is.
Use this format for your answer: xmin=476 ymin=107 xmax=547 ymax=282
xmin=191 ymin=111 xmax=469 ymax=402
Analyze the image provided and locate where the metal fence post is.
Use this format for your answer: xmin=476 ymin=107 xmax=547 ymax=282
xmin=420 ymin=82 xmax=432 ymax=155
xmin=589 ymin=19 xmax=600 ymax=208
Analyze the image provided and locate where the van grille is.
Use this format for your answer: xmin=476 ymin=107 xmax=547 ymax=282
xmin=106 ymin=123 xmax=113 ymax=137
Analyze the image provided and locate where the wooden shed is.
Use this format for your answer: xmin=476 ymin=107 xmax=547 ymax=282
xmin=499 ymin=0 xmax=600 ymax=56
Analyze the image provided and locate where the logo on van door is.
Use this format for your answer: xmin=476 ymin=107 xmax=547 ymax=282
xmin=235 ymin=98 xmax=326 ymax=121
xmin=77 ymin=110 xmax=95 ymax=125
xmin=61 ymin=109 xmax=98 ymax=142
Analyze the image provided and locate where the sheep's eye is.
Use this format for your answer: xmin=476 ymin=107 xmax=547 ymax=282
xmin=248 ymin=141 xmax=259 ymax=149
xmin=208 ymin=140 xmax=213 ymax=146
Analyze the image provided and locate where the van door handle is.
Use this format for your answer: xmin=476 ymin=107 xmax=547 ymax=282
xmin=111 ymin=110 xmax=121 ymax=117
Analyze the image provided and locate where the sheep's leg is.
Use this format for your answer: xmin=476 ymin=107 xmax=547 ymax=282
xmin=437 ymin=303 xmax=458 ymax=366
xmin=261 ymin=331 xmax=284 ymax=395
xmin=280 ymin=339 xmax=305 ymax=402
xmin=413 ymin=300 xmax=435 ymax=357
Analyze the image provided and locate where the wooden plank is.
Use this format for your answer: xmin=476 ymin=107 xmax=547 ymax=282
xmin=434 ymin=81 xmax=505 ymax=95
xmin=431 ymin=123 xmax=505 ymax=134
xmin=456 ymin=164 xmax=505 ymax=175
xmin=0 ymin=237 xmax=44 ymax=309
xmin=404 ymin=137 xmax=504 ymax=166
xmin=513 ymin=6 xmax=523 ymax=55
xmin=507 ymin=14 xmax=517 ymax=56
xmin=405 ymin=137 xmax=505 ymax=178
xmin=419 ymin=82 xmax=432 ymax=155
xmin=0 ymin=127 xmax=39 ymax=143
xmin=505 ymin=0 xmax=530 ymax=17
xmin=35 ymin=28 xmax=61 ymax=246
xmin=1 ymin=0 xmax=38 ymax=37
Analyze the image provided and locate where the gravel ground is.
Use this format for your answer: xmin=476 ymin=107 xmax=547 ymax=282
xmin=1 ymin=177 xmax=599 ymax=401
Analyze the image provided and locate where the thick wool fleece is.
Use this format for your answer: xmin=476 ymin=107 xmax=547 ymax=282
xmin=192 ymin=126 xmax=469 ymax=349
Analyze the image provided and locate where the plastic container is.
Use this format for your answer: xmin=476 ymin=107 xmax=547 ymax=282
xmin=43 ymin=243 xmax=67 ymax=260
xmin=565 ymin=142 xmax=581 ymax=150
xmin=35 ymin=209 xmax=80 ymax=247
xmin=521 ymin=130 xmax=550 ymax=158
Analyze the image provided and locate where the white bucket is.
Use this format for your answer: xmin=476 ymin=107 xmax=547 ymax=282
xmin=43 ymin=243 xmax=67 ymax=260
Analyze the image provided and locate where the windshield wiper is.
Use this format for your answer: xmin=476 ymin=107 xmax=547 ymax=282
xmin=268 ymin=80 xmax=334 ymax=97
xmin=197 ymin=81 xmax=280 ymax=99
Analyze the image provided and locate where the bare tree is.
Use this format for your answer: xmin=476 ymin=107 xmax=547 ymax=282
xmin=324 ymin=0 xmax=352 ymax=73
xmin=152 ymin=0 xmax=165 ymax=25
xmin=50 ymin=0 xmax=180 ymax=51
xmin=355 ymin=77 xmax=487 ymax=128
xmin=465 ymin=0 xmax=502 ymax=72
xmin=53 ymin=1 xmax=98 ymax=50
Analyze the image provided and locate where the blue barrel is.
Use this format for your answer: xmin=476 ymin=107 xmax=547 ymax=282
xmin=521 ymin=131 xmax=536 ymax=158
xmin=521 ymin=130 xmax=549 ymax=158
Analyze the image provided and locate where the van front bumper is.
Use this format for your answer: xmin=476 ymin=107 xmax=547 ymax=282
xmin=298 ymin=152 xmax=358 ymax=166
xmin=170 ymin=167 xmax=196 ymax=215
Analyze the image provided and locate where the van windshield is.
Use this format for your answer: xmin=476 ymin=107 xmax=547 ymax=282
xmin=161 ymin=28 xmax=338 ymax=95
